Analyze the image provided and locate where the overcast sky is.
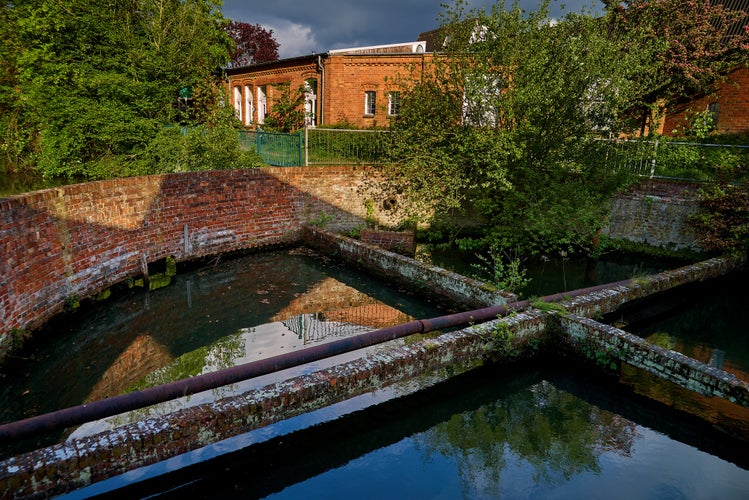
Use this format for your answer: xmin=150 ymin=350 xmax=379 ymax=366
xmin=221 ymin=1 xmax=606 ymax=59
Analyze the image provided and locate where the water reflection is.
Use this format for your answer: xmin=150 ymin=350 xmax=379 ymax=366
xmin=0 ymin=248 xmax=443 ymax=433
xmin=418 ymin=245 xmax=681 ymax=297
xmin=108 ymin=362 xmax=749 ymax=499
xmin=607 ymin=271 xmax=749 ymax=380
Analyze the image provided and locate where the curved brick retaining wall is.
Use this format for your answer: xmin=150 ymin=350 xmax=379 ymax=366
xmin=0 ymin=167 xmax=383 ymax=360
xmin=0 ymin=173 xmax=702 ymax=360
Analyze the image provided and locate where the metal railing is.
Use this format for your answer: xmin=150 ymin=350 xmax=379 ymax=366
xmin=239 ymin=129 xmax=304 ymax=167
xmin=239 ymin=128 xmax=389 ymax=167
xmin=600 ymin=138 xmax=749 ymax=182
xmin=239 ymin=128 xmax=747 ymax=182
xmin=305 ymin=128 xmax=390 ymax=166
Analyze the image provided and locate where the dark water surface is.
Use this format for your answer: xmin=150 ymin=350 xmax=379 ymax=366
xmin=605 ymin=270 xmax=749 ymax=379
xmin=4 ymin=245 xmax=748 ymax=498
xmin=0 ymin=247 xmax=445 ymax=442
xmin=417 ymin=246 xmax=683 ymax=297
xmin=74 ymin=361 xmax=749 ymax=499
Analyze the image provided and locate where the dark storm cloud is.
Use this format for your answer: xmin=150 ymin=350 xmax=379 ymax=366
xmin=221 ymin=1 xmax=602 ymax=58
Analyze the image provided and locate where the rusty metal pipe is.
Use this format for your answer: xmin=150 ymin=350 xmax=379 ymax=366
xmin=0 ymin=278 xmax=632 ymax=443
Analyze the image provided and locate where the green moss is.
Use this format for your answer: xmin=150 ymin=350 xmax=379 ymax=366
xmin=605 ymin=237 xmax=705 ymax=262
xmin=530 ymin=300 xmax=568 ymax=315
xmin=645 ymin=331 xmax=675 ymax=350
xmin=148 ymin=273 xmax=173 ymax=291
xmin=165 ymin=255 xmax=177 ymax=276
xmin=64 ymin=294 xmax=80 ymax=312
xmin=95 ymin=289 xmax=111 ymax=301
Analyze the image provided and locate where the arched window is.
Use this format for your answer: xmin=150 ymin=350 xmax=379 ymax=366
xmin=244 ymin=85 xmax=254 ymax=125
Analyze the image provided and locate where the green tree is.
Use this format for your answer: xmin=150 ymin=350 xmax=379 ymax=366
xmin=386 ymin=0 xmax=640 ymax=257
xmin=262 ymin=83 xmax=307 ymax=133
xmin=1 ymin=0 xmax=261 ymax=179
xmin=691 ymin=183 xmax=749 ymax=254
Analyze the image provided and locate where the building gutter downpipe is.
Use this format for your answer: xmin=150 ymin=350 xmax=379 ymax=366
xmin=318 ymin=54 xmax=325 ymax=125
xmin=0 ymin=279 xmax=632 ymax=443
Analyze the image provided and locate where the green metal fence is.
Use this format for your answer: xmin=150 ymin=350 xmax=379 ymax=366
xmin=238 ymin=130 xmax=303 ymax=167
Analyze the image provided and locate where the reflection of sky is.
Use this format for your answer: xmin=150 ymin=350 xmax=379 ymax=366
xmin=66 ymin=369 xmax=749 ymax=499
xmin=264 ymin=412 xmax=749 ymax=500
xmin=68 ymin=316 xmax=400 ymax=440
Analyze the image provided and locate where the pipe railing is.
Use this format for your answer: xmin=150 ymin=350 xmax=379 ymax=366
xmin=0 ymin=279 xmax=632 ymax=443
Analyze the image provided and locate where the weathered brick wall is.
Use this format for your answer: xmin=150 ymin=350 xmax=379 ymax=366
xmin=360 ymin=227 xmax=416 ymax=255
xmin=663 ymin=67 xmax=749 ymax=136
xmin=322 ymin=54 xmax=428 ymax=127
xmin=606 ymin=179 xmax=702 ymax=251
xmin=0 ymin=167 xmax=384 ymax=359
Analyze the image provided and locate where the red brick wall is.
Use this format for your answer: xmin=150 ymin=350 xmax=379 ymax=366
xmin=0 ymin=167 xmax=378 ymax=358
xmin=226 ymin=53 xmax=430 ymax=129
xmin=663 ymin=67 xmax=749 ymax=136
xmin=323 ymin=54 xmax=428 ymax=128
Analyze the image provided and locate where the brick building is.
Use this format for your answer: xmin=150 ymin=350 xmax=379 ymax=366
xmin=225 ymin=41 xmax=430 ymax=129
xmin=661 ymin=66 xmax=749 ymax=136
xmin=660 ymin=0 xmax=749 ymax=137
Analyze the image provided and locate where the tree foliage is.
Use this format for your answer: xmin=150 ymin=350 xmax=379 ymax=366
xmin=262 ymin=83 xmax=307 ymax=132
xmin=692 ymin=183 xmax=749 ymax=253
xmin=224 ymin=21 xmax=280 ymax=68
xmin=386 ymin=0 xmax=640 ymax=256
xmin=0 ymin=0 xmax=264 ymax=179
xmin=606 ymin=0 xmax=749 ymax=133
xmin=385 ymin=0 xmax=748 ymax=258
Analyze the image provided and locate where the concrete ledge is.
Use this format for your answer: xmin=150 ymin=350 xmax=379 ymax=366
xmin=558 ymin=315 xmax=749 ymax=407
xmin=562 ymin=255 xmax=745 ymax=318
xmin=302 ymin=225 xmax=515 ymax=308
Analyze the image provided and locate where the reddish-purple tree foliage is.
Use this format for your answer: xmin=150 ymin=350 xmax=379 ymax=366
xmin=608 ymin=0 xmax=749 ymax=132
xmin=224 ymin=21 xmax=279 ymax=67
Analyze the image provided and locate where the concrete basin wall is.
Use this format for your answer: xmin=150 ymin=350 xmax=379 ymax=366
xmin=302 ymin=226 xmax=516 ymax=308
xmin=1 ymin=254 xmax=746 ymax=498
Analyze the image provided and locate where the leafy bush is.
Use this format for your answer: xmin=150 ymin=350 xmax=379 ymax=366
xmin=136 ymin=124 xmax=264 ymax=175
xmin=654 ymin=137 xmax=748 ymax=183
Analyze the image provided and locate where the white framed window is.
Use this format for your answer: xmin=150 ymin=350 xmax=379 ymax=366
xmin=244 ymin=85 xmax=253 ymax=125
xmin=257 ymin=85 xmax=267 ymax=125
xmin=388 ymin=92 xmax=400 ymax=116
xmin=233 ymin=86 xmax=242 ymax=121
xmin=364 ymin=91 xmax=376 ymax=116
xmin=305 ymin=79 xmax=317 ymax=126
xmin=462 ymin=74 xmax=502 ymax=127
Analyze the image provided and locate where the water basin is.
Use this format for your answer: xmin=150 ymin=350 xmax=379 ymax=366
xmin=0 ymin=247 xmax=445 ymax=454
xmin=605 ymin=270 xmax=749 ymax=379
xmin=76 ymin=361 xmax=749 ymax=499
